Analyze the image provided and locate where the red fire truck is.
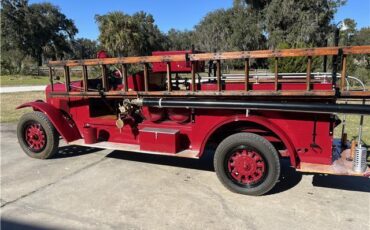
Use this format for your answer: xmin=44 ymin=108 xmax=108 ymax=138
xmin=17 ymin=47 xmax=370 ymax=195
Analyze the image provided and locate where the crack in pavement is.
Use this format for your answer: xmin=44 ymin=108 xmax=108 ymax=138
xmin=1 ymin=157 xmax=108 ymax=208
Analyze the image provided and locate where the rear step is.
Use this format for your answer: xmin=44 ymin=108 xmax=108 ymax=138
xmin=297 ymin=148 xmax=370 ymax=177
xmin=69 ymin=139 xmax=199 ymax=158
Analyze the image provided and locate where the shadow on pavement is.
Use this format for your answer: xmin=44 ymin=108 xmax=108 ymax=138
xmin=267 ymin=159 xmax=303 ymax=195
xmin=106 ymin=150 xmax=303 ymax=194
xmin=312 ymin=174 xmax=370 ymax=193
xmin=106 ymin=148 xmax=215 ymax=172
xmin=1 ymin=218 xmax=52 ymax=230
xmin=54 ymin=145 xmax=101 ymax=159
xmin=55 ymin=146 xmax=368 ymax=194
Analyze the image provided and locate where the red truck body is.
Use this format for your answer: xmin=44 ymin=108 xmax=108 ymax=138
xmin=16 ymin=47 xmax=370 ymax=195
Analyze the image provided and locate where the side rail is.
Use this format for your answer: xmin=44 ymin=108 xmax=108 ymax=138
xmin=47 ymin=46 xmax=370 ymax=99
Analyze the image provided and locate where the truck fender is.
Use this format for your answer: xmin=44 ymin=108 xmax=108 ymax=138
xmin=17 ymin=102 xmax=81 ymax=142
xmin=199 ymin=115 xmax=298 ymax=167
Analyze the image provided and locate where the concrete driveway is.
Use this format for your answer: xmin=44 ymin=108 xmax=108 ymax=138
xmin=1 ymin=123 xmax=369 ymax=230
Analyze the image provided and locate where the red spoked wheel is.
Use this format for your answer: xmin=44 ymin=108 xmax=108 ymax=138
xmin=24 ymin=122 xmax=47 ymax=153
xmin=17 ymin=112 xmax=59 ymax=159
xmin=227 ymin=148 xmax=266 ymax=186
xmin=214 ymin=132 xmax=280 ymax=196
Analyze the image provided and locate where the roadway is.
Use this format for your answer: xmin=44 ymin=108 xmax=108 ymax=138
xmin=1 ymin=123 xmax=369 ymax=230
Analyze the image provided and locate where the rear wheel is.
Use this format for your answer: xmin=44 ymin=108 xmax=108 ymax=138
xmin=17 ymin=111 xmax=59 ymax=159
xmin=214 ymin=132 xmax=280 ymax=196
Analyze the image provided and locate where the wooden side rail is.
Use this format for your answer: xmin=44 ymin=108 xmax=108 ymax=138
xmin=48 ymin=46 xmax=370 ymax=98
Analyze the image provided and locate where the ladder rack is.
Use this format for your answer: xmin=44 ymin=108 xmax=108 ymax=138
xmin=47 ymin=46 xmax=370 ymax=99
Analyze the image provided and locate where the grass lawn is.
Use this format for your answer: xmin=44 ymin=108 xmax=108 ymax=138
xmin=0 ymin=75 xmax=50 ymax=86
xmin=0 ymin=91 xmax=45 ymax=123
xmin=334 ymin=114 xmax=370 ymax=146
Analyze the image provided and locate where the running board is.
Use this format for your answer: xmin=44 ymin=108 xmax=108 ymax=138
xmin=68 ymin=139 xmax=199 ymax=159
xmin=297 ymin=149 xmax=370 ymax=177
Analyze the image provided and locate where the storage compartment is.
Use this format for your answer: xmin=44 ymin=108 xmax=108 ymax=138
xmin=139 ymin=127 xmax=180 ymax=153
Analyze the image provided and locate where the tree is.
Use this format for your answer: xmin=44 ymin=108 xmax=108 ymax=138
xmin=1 ymin=0 xmax=29 ymax=73
xmin=69 ymin=38 xmax=99 ymax=59
xmin=352 ymin=27 xmax=370 ymax=46
xmin=229 ymin=3 xmax=266 ymax=51
xmin=193 ymin=9 xmax=233 ymax=52
xmin=1 ymin=0 xmax=78 ymax=71
xmin=263 ymin=0 xmax=345 ymax=48
xmin=167 ymin=29 xmax=194 ymax=50
xmin=95 ymin=11 xmax=167 ymax=57
xmin=25 ymin=3 xmax=77 ymax=64
xmin=349 ymin=27 xmax=370 ymax=84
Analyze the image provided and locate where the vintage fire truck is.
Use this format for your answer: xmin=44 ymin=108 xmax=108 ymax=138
xmin=17 ymin=46 xmax=370 ymax=195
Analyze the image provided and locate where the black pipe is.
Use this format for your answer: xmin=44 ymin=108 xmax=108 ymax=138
xmin=141 ymin=98 xmax=370 ymax=115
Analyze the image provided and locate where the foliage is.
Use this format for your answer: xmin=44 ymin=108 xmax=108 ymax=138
xmin=167 ymin=29 xmax=194 ymax=50
xmin=268 ymin=42 xmax=322 ymax=73
xmin=69 ymin=38 xmax=99 ymax=59
xmin=95 ymin=11 xmax=168 ymax=57
xmin=1 ymin=0 xmax=78 ymax=74
xmin=193 ymin=9 xmax=233 ymax=52
xmin=263 ymin=0 xmax=345 ymax=48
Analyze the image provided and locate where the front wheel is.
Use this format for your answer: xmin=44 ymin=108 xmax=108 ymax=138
xmin=214 ymin=132 xmax=280 ymax=196
xmin=17 ymin=111 xmax=59 ymax=159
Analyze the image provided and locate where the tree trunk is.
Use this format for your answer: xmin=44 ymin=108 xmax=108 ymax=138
xmin=37 ymin=50 xmax=43 ymax=76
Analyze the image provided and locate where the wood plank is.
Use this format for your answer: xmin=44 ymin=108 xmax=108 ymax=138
xmin=216 ymin=60 xmax=221 ymax=91
xmin=167 ymin=62 xmax=172 ymax=92
xmin=101 ymin=65 xmax=108 ymax=91
xmin=122 ymin=64 xmax=128 ymax=92
xmin=191 ymin=62 xmax=196 ymax=92
xmin=274 ymin=58 xmax=278 ymax=91
xmin=48 ymin=46 xmax=370 ymax=67
xmin=306 ymin=56 xmax=312 ymax=91
xmin=82 ymin=65 xmax=88 ymax=92
xmin=48 ymin=54 xmax=186 ymax=67
xmin=297 ymin=149 xmax=370 ymax=176
xmin=64 ymin=66 xmax=70 ymax=92
xmin=342 ymin=46 xmax=370 ymax=54
xmin=144 ymin=63 xmax=149 ymax=92
xmin=244 ymin=59 xmax=249 ymax=91
xmin=49 ymin=67 xmax=54 ymax=91
xmin=188 ymin=47 xmax=341 ymax=61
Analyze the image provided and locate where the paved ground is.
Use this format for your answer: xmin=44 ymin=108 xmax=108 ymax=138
xmin=0 ymin=86 xmax=45 ymax=94
xmin=1 ymin=123 xmax=369 ymax=230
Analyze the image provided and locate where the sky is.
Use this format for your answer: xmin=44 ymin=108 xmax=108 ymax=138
xmin=29 ymin=0 xmax=370 ymax=40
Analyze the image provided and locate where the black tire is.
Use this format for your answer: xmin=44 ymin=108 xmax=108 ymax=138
xmin=214 ymin=132 xmax=280 ymax=196
xmin=17 ymin=111 xmax=59 ymax=159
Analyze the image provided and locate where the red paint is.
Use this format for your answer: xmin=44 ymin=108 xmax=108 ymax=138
xmin=83 ymin=126 xmax=97 ymax=144
xmin=139 ymin=128 xmax=180 ymax=153
xmin=152 ymin=50 xmax=205 ymax=73
xmin=227 ymin=149 xmax=266 ymax=185
xmin=97 ymin=50 xmax=108 ymax=59
xmin=18 ymin=54 xmax=340 ymax=169
xmin=17 ymin=102 xmax=81 ymax=142
xmin=24 ymin=122 xmax=46 ymax=152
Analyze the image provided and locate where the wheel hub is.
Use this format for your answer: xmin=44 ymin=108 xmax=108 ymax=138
xmin=25 ymin=123 xmax=46 ymax=151
xmin=227 ymin=149 xmax=266 ymax=184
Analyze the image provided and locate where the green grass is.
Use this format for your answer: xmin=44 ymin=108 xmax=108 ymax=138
xmin=334 ymin=114 xmax=370 ymax=146
xmin=0 ymin=91 xmax=45 ymax=123
xmin=0 ymin=75 xmax=51 ymax=86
